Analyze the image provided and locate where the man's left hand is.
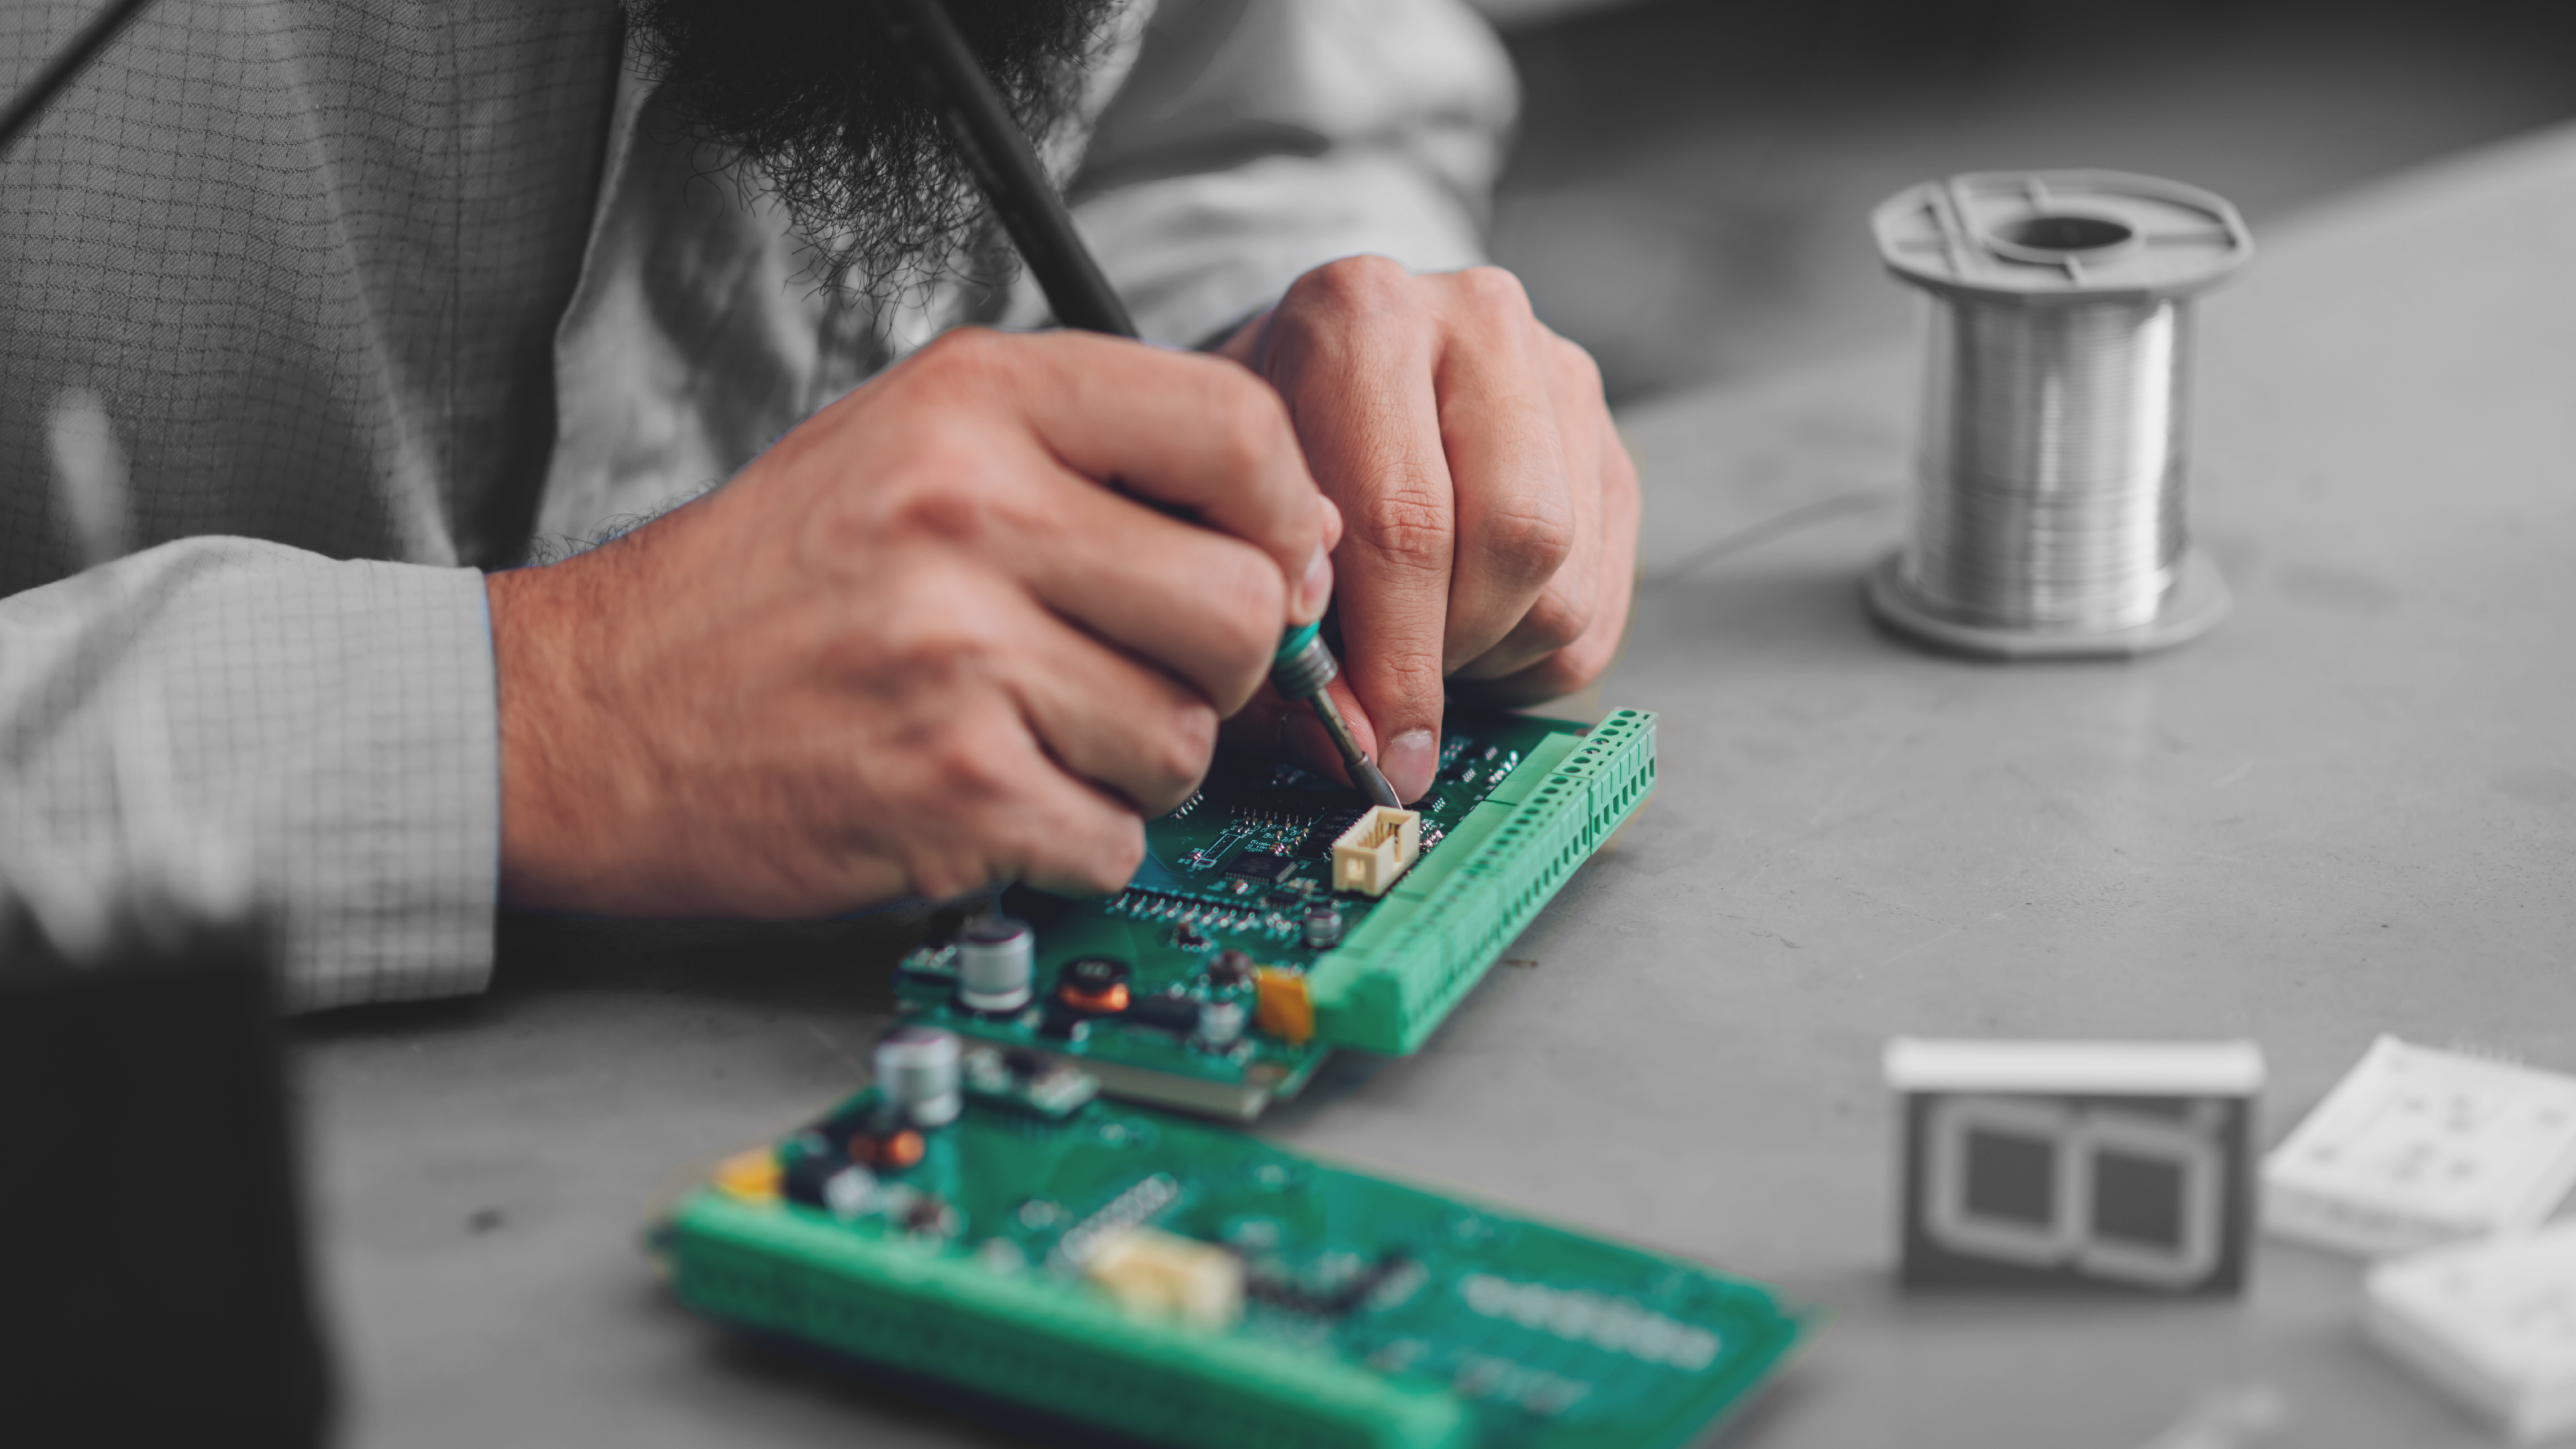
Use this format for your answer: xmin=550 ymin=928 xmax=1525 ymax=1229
xmin=1216 ymin=258 xmax=1640 ymax=804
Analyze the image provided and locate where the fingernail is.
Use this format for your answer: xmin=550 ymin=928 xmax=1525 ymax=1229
xmin=1381 ymin=729 xmax=1438 ymax=804
xmin=1295 ymin=545 xmax=1334 ymax=623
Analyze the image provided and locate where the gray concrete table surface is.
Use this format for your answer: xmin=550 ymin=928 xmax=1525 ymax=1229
xmin=300 ymin=124 xmax=2576 ymax=1449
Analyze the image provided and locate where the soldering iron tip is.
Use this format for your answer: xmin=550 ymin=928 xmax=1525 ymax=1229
xmin=1350 ymin=754 xmax=1403 ymax=810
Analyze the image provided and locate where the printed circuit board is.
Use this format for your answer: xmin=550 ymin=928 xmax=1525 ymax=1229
xmin=659 ymin=1065 xmax=1803 ymax=1449
xmin=892 ymin=710 xmax=1657 ymax=1116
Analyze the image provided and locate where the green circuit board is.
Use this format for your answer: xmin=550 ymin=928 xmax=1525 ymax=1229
xmin=660 ymin=1074 xmax=1804 ymax=1449
xmin=892 ymin=710 xmax=1657 ymax=1117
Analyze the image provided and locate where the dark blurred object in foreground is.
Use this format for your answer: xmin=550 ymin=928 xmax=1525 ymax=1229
xmin=0 ymin=902 xmax=331 ymax=1448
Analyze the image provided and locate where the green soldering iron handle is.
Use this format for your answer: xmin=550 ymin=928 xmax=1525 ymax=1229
xmin=1271 ymin=620 xmax=1336 ymax=698
xmin=1271 ymin=622 xmax=1403 ymax=809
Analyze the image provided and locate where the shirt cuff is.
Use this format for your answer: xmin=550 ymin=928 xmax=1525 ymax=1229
xmin=1 ymin=538 xmax=499 ymax=1010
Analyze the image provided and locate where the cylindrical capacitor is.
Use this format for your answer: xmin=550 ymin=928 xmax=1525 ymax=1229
xmin=1303 ymin=906 xmax=1343 ymax=951
xmin=873 ymin=1025 xmax=963 ymax=1128
xmin=1197 ymin=998 xmax=1246 ymax=1048
xmin=957 ymin=915 xmax=1035 ymax=1012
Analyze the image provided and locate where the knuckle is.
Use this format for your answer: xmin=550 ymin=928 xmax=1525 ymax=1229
xmin=1290 ymin=254 xmax=1417 ymax=321
xmin=1199 ymin=369 xmax=1293 ymax=478
xmin=1550 ymin=629 xmax=1619 ymax=692
xmin=912 ymin=325 xmax=1010 ymax=386
xmin=1143 ymin=704 xmax=1219 ymax=806
xmin=1516 ymin=583 xmax=1595 ymax=656
xmin=918 ymin=722 xmax=1016 ymax=804
xmin=1354 ymin=480 xmax=1454 ymax=574
xmin=1042 ymin=816 xmax=1144 ymax=896
xmin=1454 ymin=264 xmax=1533 ymax=319
xmin=865 ymin=429 xmax=1040 ymax=549
xmin=1479 ymin=491 xmax=1577 ymax=584
xmin=867 ymin=572 xmax=1010 ymax=682
xmin=1213 ymin=556 xmax=1287 ymax=659
xmin=1603 ymin=434 xmax=1642 ymax=506
xmin=1553 ymin=334 xmax=1605 ymax=400
xmin=1378 ymin=649 xmax=1450 ymax=707
xmin=910 ymin=854 xmax=989 ymax=906
xmin=874 ymin=460 xmax=987 ymax=544
xmin=1093 ymin=823 xmax=1147 ymax=891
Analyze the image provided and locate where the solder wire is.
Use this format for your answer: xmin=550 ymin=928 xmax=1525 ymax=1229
xmin=1900 ymin=294 xmax=2190 ymax=633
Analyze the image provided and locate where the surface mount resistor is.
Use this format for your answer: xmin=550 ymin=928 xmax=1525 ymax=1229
xmin=1254 ymin=969 xmax=1314 ymax=1045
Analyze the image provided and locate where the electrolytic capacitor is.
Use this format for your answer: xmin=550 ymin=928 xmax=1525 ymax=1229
xmin=1197 ymin=999 xmax=1246 ymax=1048
xmin=873 ymin=1024 xmax=963 ymax=1128
xmin=1302 ymin=906 xmax=1344 ymax=951
xmin=957 ymin=915 xmax=1034 ymax=1013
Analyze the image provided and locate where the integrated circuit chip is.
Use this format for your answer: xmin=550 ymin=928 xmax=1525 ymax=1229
xmin=1224 ymin=850 xmax=1295 ymax=883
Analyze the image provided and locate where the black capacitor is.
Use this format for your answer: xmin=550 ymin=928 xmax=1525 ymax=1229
xmin=782 ymin=1152 xmax=847 ymax=1210
xmin=1205 ymin=949 xmax=1256 ymax=989
xmin=1123 ymin=991 xmax=1201 ymax=1035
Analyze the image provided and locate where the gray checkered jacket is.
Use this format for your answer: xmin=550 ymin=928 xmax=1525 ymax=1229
xmin=0 ymin=0 xmax=1512 ymax=1007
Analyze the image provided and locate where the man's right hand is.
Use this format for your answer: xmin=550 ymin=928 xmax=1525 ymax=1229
xmin=486 ymin=328 xmax=1336 ymax=915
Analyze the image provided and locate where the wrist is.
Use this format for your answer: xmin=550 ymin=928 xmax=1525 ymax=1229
xmin=486 ymin=558 xmax=604 ymax=910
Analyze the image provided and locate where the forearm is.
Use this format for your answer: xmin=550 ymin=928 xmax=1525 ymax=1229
xmin=0 ymin=538 xmax=499 ymax=1010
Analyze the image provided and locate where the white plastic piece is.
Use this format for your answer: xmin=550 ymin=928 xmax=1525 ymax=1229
xmin=2367 ymin=1221 xmax=2576 ymax=1442
xmin=1083 ymin=1228 xmax=1243 ymax=1330
xmin=1873 ymin=169 xmax=2253 ymax=305
xmin=2263 ymin=1036 xmax=2576 ymax=1256
xmin=1885 ymin=1037 xmax=2267 ymax=1095
xmin=1331 ymin=806 xmax=1420 ymax=897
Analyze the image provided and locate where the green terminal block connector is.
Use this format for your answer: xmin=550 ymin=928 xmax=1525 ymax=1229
xmin=659 ymin=1074 xmax=1803 ymax=1449
xmin=1311 ymin=710 xmax=1656 ymax=1055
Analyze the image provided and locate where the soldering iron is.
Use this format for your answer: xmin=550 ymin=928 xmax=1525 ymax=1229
xmin=867 ymin=0 xmax=1404 ymax=810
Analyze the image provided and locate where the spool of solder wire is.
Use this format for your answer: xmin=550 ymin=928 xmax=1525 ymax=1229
xmin=1865 ymin=171 xmax=2251 ymax=659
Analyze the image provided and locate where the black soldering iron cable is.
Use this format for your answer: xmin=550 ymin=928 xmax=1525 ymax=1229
xmin=866 ymin=0 xmax=1403 ymax=810
xmin=863 ymin=0 xmax=1134 ymax=337
xmin=0 ymin=0 xmax=162 ymax=162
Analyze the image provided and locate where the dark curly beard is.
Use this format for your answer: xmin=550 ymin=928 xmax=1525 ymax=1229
xmin=628 ymin=0 xmax=1121 ymax=293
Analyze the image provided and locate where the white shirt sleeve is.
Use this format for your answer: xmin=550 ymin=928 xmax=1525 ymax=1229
xmin=1063 ymin=0 xmax=1521 ymax=346
xmin=0 ymin=539 xmax=499 ymax=1012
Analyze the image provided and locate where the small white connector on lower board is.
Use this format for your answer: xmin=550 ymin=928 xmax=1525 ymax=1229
xmin=1331 ymin=806 xmax=1419 ymax=897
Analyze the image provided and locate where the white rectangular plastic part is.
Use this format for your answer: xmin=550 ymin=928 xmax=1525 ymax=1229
xmin=2263 ymin=1036 xmax=2576 ymax=1256
xmin=2367 ymin=1220 xmax=2576 ymax=1442
xmin=1331 ymin=806 xmax=1419 ymax=898
xmin=1882 ymin=1038 xmax=2266 ymax=1095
